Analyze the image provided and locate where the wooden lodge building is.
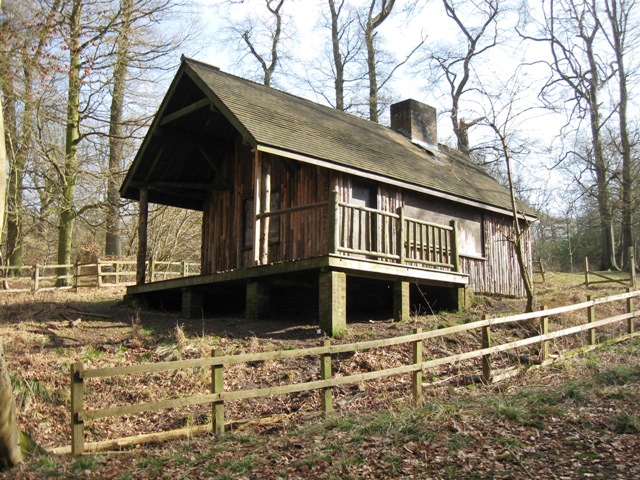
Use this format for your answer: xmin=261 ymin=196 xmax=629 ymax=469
xmin=121 ymin=57 xmax=537 ymax=335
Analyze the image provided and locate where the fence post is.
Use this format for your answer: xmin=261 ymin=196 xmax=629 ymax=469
xmin=32 ymin=264 xmax=39 ymax=292
xmin=538 ymin=258 xmax=546 ymax=284
xmin=181 ymin=260 xmax=187 ymax=278
xmin=71 ymin=362 xmax=85 ymax=455
xmin=115 ymin=261 xmax=120 ymax=286
xmin=584 ymin=257 xmax=590 ymax=287
xmin=412 ymin=328 xmax=423 ymax=406
xmin=481 ymin=315 xmax=491 ymax=383
xmin=627 ymin=288 xmax=635 ymax=334
xmin=629 ymin=247 xmax=636 ymax=287
xmin=212 ymin=348 xmax=225 ymax=435
xmin=96 ymin=261 xmax=102 ymax=288
xmin=449 ymin=220 xmax=459 ymax=272
xmin=539 ymin=305 xmax=549 ymax=363
xmin=320 ymin=339 xmax=333 ymax=415
xmin=397 ymin=207 xmax=405 ymax=264
xmin=587 ymin=295 xmax=596 ymax=346
xmin=74 ymin=261 xmax=79 ymax=289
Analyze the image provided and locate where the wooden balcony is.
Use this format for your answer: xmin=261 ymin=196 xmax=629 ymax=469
xmin=255 ymin=191 xmax=460 ymax=273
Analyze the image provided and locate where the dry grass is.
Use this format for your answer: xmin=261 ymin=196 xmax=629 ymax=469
xmin=0 ymin=273 xmax=638 ymax=478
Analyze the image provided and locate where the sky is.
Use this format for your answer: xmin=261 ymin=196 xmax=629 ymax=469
xmin=188 ymin=0 xmax=612 ymax=215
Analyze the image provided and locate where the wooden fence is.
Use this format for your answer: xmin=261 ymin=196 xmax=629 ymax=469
xmin=584 ymin=247 xmax=636 ymax=288
xmin=0 ymin=258 xmax=200 ymax=293
xmin=66 ymin=289 xmax=639 ymax=455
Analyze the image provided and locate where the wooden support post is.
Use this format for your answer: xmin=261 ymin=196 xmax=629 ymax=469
xmin=481 ymin=316 xmax=491 ymax=383
xmin=321 ymin=339 xmax=332 ymax=416
xmin=584 ymin=256 xmax=590 ymax=287
xmin=181 ymin=260 xmax=187 ymax=278
xmin=328 ymin=191 xmax=339 ymax=254
xmin=74 ymin=261 xmax=79 ymax=289
xmin=212 ymin=348 xmax=225 ymax=435
xmin=393 ymin=281 xmax=410 ymax=322
xmin=539 ymin=305 xmax=549 ymax=363
xmin=629 ymin=247 xmax=636 ymax=287
xmin=136 ymin=187 xmax=149 ymax=285
xmin=627 ymin=288 xmax=634 ymax=334
xmin=397 ymin=206 xmax=405 ymax=264
xmin=412 ymin=328 xmax=423 ymax=406
xmin=587 ymin=295 xmax=596 ymax=346
xmin=71 ymin=362 xmax=85 ymax=456
xmin=253 ymin=150 xmax=262 ymax=265
xmin=319 ymin=270 xmax=347 ymax=337
xmin=115 ymin=261 xmax=120 ymax=285
xmin=449 ymin=220 xmax=459 ymax=272
xmin=148 ymin=256 xmax=155 ymax=283
xmin=32 ymin=264 xmax=39 ymax=292
xmin=260 ymin=155 xmax=271 ymax=265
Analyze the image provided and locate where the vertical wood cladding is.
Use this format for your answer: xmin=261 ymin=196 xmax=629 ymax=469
xmin=460 ymin=213 xmax=532 ymax=297
xmin=202 ymin=140 xmax=330 ymax=273
xmin=201 ymin=136 xmax=532 ymax=297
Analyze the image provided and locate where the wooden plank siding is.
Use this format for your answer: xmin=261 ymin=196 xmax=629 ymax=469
xmin=460 ymin=213 xmax=532 ymax=297
xmin=203 ymin=142 xmax=331 ymax=274
xmin=201 ymin=137 xmax=532 ymax=297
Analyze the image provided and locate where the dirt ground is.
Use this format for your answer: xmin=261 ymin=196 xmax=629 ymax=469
xmin=0 ymin=276 xmax=638 ymax=478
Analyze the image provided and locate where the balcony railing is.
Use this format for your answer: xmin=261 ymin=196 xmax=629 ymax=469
xmin=329 ymin=192 xmax=459 ymax=271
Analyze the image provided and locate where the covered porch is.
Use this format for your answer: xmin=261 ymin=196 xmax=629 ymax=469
xmin=128 ymin=192 xmax=469 ymax=336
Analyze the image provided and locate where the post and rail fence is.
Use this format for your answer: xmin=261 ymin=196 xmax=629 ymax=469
xmin=584 ymin=247 xmax=637 ymax=288
xmin=65 ymin=289 xmax=639 ymax=455
xmin=0 ymin=258 xmax=200 ymax=293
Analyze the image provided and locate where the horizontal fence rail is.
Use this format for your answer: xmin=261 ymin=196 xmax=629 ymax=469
xmin=584 ymin=249 xmax=637 ymax=288
xmin=67 ymin=289 xmax=639 ymax=455
xmin=0 ymin=258 xmax=199 ymax=293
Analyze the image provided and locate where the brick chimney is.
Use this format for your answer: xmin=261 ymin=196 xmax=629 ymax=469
xmin=390 ymin=99 xmax=438 ymax=148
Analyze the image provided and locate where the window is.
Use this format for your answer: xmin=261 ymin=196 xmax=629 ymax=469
xmin=404 ymin=194 xmax=484 ymax=258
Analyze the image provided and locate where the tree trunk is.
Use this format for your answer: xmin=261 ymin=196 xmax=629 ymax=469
xmin=105 ymin=0 xmax=133 ymax=258
xmin=605 ymin=0 xmax=633 ymax=270
xmin=328 ymin=0 xmax=345 ymax=111
xmin=0 ymin=340 xmax=22 ymax=469
xmin=57 ymin=0 xmax=83 ymax=286
xmin=363 ymin=0 xmax=395 ymax=123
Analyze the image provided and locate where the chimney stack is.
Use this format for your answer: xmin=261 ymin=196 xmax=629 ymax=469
xmin=390 ymin=99 xmax=438 ymax=148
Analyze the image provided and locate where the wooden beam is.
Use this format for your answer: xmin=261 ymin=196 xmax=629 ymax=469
xmin=156 ymin=127 xmax=233 ymax=149
xmin=198 ymin=147 xmax=230 ymax=189
xmin=159 ymin=98 xmax=210 ymax=126
xmin=136 ymin=188 xmax=149 ymax=285
xmin=260 ymin=155 xmax=271 ymax=264
xmin=253 ymin=150 xmax=262 ymax=265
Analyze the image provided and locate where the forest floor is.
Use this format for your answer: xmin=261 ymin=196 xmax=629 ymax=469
xmin=0 ymin=272 xmax=639 ymax=479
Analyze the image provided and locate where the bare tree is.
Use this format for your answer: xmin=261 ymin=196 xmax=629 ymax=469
xmin=417 ymin=0 xmax=503 ymax=153
xmin=480 ymin=78 xmax=536 ymax=311
xmin=523 ymin=0 xmax=618 ymax=270
xmin=326 ymin=0 xmax=365 ymax=111
xmin=220 ymin=0 xmax=290 ymax=87
xmin=603 ymin=0 xmax=638 ymax=270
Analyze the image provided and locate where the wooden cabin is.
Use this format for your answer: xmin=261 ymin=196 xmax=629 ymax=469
xmin=120 ymin=57 xmax=536 ymax=335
